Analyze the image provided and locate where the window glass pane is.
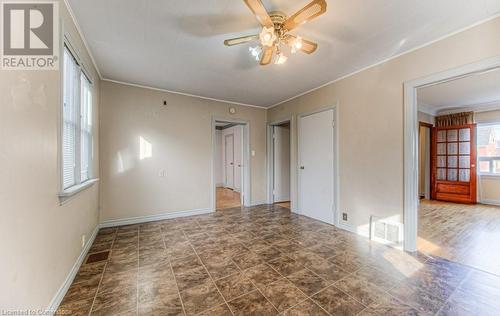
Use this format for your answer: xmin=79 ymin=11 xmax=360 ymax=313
xmin=447 ymin=129 xmax=458 ymax=142
xmin=62 ymin=48 xmax=78 ymax=189
xmin=477 ymin=124 xmax=500 ymax=174
xmin=447 ymin=143 xmax=458 ymax=155
xmin=459 ymin=169 xmax=470 ymax=182
xmin=447 ymin=156 xmax=457 ymax=168
xmin=459 ymin=156 xmax=470 ymax=169
xmin=437 ymin=130 xmax=446 ymax=142
xmin=447 ymin=169 xmax=457 ymax=181
xmin=437 ymin=143 xmax=446 ymax=155
xmin=459 ymin=142 xmax=470 ymax=155
xmin=459 ymin=128 xmax=470 ymax=141
xmin=437 ymin=168 xmax=446 ymax=180
xmin=437 ymin=156 xmax=446 ymax=168
xmin=80 ymin=73 xmax=92 ymax=182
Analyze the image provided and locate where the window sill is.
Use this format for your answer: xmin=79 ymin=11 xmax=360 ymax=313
xmin=479 ymin=174 xmax=500 ymax=179
xmin=59 ymin=178 xmax=99 ymax=204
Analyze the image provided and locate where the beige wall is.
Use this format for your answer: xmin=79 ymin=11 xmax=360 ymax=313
xmin=268 ymin=17 xmax=500 ymax=233
xmin=99 ymin=81 xmax=267 ymax=222
xmin=476 ymin=109 xmax=500 ymax=203
xmin=0 ymin=1 xmax=100 ymax=309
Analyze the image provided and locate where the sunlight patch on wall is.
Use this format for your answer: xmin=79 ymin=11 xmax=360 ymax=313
xmin=140 ymin=136 xmax=152 ymax=160
xmin=116 ymin=148 xmax=134 ymax=174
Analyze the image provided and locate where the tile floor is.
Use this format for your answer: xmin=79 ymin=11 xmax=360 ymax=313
xmin=58 ymin=204 xmax=500 ymax=315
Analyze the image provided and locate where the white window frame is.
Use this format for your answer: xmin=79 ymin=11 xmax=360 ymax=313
xmin=59 ymin=40 xmax=98 ymax=202
xmin=477 ymin=121 xmax=500 ymax=178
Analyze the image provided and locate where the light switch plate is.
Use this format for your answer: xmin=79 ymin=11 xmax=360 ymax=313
xmin=251 ymin=150 xmax=255 ymax=157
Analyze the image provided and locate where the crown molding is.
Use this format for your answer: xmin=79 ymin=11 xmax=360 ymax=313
xmin=436 ymin=100 xmax=500 ymax=115
xmin=63 ymin=0 xmax=102 ymax=79
xmin=268 ymin=12 xmax=500 ymax=109
xmin=102 ymin=79 xmax=267 ymax=109
xmin=63 ymin=0 xmax=500 ymax=110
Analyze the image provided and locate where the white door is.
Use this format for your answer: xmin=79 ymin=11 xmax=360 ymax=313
xmin=298 ymin=109 xmax=335 ymax=224
xmin=225 ymin=134 xmax=234 ymax=189
xmin=233 ymin=126 xmax=242 ymax=192
xmin=273 ymin=125 xmax=290 ymax=202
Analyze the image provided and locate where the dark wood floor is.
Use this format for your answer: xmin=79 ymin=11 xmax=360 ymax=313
xmin=419 ymin=199 xmax=500 ymax=276
xmin=58 ymin=204 xmax=500 ymax=315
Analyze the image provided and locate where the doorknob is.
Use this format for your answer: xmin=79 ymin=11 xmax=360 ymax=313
xmin=300 ymin=166 xmax=305 ymax=170
xmin=230 ymin=162 xmax=234 ymax=165
xmin=238 ymin=164 xmax=242 ymax=167
xmin=471 ymin=164 xmax=476 ymax=168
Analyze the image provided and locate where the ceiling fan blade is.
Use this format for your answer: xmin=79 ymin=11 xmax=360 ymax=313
xmin=286 ymin=35 xmax=318 ymax=54
xmin=260 ymin=45 xmax=275 ymax=65
xmin=224 ymin=35 xmax=259 ymax=46
xmin=283 ymin=0 xmax=327 ymax=31
xmin=299 ymin=39 xmax=318 ymax=54
xmin=243 ymin=0 xmax=274 ymax=28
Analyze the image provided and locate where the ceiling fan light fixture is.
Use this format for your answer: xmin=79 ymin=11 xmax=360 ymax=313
xmin=224 ymin=0 xmax=326 ymax=65
xmin=291 ymin=36 xmax=303 ymax=53
xmin=274 ymin=52 xmax=288 ymax=65
xmin=259 ymin=26 xmax=276 ymax=47
xmin=249 ymin=46 xmax=262 ymax=60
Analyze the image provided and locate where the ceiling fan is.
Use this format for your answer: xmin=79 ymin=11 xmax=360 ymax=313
xmin=224 ymin=0 xmax=327 ymax=65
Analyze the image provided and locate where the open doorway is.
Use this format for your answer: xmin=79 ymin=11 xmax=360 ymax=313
xmin=270 ymin=121 xmax=291 ymax=209
xmin=213 ymin=120 xmax=249 ymax=210
xmin=418 ymin=121 xmax=432 ymax=201
xmin=411 ymin=64 xmax=500 ymax=275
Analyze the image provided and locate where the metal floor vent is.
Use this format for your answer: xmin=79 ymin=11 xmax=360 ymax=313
xmin=370 ymin=216 xmax=402 ymax=245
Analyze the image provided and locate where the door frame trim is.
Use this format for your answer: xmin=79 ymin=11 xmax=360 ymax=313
xmin=403 ymin=55 xmax=500 ymax=252
xmin=267 ymin=117 xmax=294 ymax=207
xmin=296 ymin=103 xmax=339 ymax=226
xmin=211 ymin=117 xmax=251 ymax=210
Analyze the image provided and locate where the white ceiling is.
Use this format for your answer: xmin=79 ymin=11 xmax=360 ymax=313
xmin=67 ymin=0 xmax=500 ymax=107
xmin=418 ymin=68 xmax=500 ymax=114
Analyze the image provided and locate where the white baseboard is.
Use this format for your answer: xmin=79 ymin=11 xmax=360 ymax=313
xmin=47 ymin=225 xmax=99 ymax=314
xmin=336 ymin=221 xmax=357 ymax=234
xmin=99 ymin=208 xmax=214 ymax=228
xmin=480 ymin=199 xmax=500 ymax=206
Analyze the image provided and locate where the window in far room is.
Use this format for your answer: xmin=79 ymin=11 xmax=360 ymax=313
xmin=477 ymin=123 xmax=500 ymax=175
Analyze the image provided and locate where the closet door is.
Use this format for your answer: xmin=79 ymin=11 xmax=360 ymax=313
xmin=431 ymin=124 xmax=477 ymax=203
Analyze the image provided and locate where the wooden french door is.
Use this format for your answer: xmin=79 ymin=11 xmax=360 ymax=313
xmin=431 ymin=124 xmax=477 ymax=203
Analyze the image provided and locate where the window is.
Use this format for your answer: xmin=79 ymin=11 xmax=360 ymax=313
xmin=477 ymin=123 xmax=500 ymax=175
xmin=62 ymin=45 xmax=93 ymax=190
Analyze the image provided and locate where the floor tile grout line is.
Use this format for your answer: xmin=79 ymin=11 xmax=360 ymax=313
xmin=263 ymin=263 xmax=333 ymax=316
xmin=229 ymin=257 xmax=281 ymax=314
xmin=87 ymin=229 xmax=117 ymax=316
xmin=161 ymin=226 xmax=187 ymax=316
xmin=260 ymin=230 xmax=376 ymax=315
xmin=256 ymin=219 xmax=340 ymax=315
xmin=181 ymin=226 xmax=236 ymax=316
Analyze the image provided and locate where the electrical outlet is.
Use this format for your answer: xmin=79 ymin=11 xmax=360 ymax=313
xmin=342 ymin=213 xmax=348 ymax=221
xmin=81 ymin=235 xmax=86 ymax=248
xmin=159 ymin=170 xmax=167 ymax=177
